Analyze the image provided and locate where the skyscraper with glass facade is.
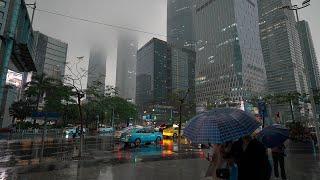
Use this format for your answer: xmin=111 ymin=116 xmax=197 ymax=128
xmin=297 ymin=20 xmax=320 ymax=91
xmin=193 ymin=0 xmax=267 ymax=107
xmin=33 ymin=31 xmax=68 ymax=80
xmin=136 ymin=38 xmax=171 ymax=107
xmin=116 ymin=33 xmax=138 ymax=102
xmin=167 ymin=0 xmax=195 ymax=48
xmin=258 ymin=0 xmax=312 ymax=120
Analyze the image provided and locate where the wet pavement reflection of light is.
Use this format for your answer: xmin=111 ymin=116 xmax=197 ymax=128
xmin=1 ymin=141 xmax=320 ymax=180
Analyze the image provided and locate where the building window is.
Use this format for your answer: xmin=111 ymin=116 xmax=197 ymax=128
xmin=0 ymin=1 xmax=6 ymax=8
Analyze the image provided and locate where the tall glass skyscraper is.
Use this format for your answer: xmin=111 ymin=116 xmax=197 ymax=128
xmin=193 ymin=0 xmax=267 ymax=106
xmin=297 ymin=20 xmax=320 ymax=91
xmin=258 ymin=0 xmax=312 ymax=119
xmin=87 ymin=46 xmax=107 ymax=94
xmin=116 ymin=33 xmax=138 ymax=102
xmin=167 ymin=0 xmax=195 ymax=48
xmin=136 ymin=38 xmax=171 ymax=107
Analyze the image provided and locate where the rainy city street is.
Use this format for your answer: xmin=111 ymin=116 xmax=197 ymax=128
xmin=1 ymin=139 xmax=320 ymax=180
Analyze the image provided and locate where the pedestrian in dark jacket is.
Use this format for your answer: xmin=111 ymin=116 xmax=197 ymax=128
xmin=238 ymin=136 xmax=271 ymax=180
xmin=272 ymin=144 xmax=287 ymax=180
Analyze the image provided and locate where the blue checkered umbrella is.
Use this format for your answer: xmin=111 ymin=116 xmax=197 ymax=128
xmin=184 ymin=108 xmax=261 ymax=144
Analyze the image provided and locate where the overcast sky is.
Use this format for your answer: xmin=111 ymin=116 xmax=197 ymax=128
xmin=28 ymin=0 xmax=320 ymax=88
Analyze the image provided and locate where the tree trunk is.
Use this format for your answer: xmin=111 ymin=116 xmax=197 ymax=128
xmin=33 ymin=92 xmax=42 ymax=124
xmin=77 ymin=93 xmax=84 ymax=157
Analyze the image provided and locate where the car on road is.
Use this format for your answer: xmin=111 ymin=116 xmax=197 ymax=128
xmin=162 ymin=124 xmax=184 ymax=138
xmin=114 ymin=125 xmax=143 ymax=140
xmin=120 ymin=127 xmax=163 ymax=146
xmin=98 ymin=127 xmax=115 ymax=134
xmin=63 ymin=127 xmax=86 ymax=135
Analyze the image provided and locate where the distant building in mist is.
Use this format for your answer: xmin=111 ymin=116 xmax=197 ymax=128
xmin=33 ymin=31 xmax=68 ymax=80
xmin=87 ymin=46 xmax=107 ymax=94
xmin=116 ymin=33 xmax=138 ymax=102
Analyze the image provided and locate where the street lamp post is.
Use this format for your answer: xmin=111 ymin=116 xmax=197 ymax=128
xmin=280 ymin=0 xmax=311 ymax=21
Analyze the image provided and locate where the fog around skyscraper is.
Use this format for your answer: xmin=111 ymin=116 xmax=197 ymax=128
xmin=30 ymin=0 xmax=320 ymax=89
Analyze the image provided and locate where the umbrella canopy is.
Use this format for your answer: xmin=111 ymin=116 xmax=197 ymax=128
xmin=257 ymin=124 xmax=289 ymax=148
xmin=184 ymin=108 xmax=261 ymax=144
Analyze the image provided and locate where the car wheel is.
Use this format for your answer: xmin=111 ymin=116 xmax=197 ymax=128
xmin=155 ymin=137 xmax=161 ymax=144
xmin=135 ymin=138 xmax=141 ymax=147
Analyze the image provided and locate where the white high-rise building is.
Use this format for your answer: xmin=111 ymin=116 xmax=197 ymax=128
xmin=193 ymin=0 xmax=267 ymax=106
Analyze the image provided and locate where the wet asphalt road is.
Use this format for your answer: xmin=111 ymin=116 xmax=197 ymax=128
xmin=1 ymin=140 xmax=320 ymax=180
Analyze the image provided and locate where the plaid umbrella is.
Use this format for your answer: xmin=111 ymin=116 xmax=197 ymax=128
xmin=257 ymin=124 xmax=289 ymax=148
xmin=184 ymin=108 xmax=260 ymax=144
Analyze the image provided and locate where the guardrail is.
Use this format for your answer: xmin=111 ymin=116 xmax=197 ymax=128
xmin=0 ymin=134 xmax=115 ymax=166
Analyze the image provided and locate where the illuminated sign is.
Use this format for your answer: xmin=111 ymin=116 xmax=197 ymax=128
xmin=6 ymin=70 xmax=22 ymax=87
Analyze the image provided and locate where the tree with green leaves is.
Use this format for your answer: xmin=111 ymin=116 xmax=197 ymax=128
xmin=9 ymin=100 xmax=34 ymax=123
xmin=24 ymin=73 xmax=56 ymax=111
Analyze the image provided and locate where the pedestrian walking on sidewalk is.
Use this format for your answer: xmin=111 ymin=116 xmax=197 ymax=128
xmin=272 ymin=144 xmax=287 ymax=180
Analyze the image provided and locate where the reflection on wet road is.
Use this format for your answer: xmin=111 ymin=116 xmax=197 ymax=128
xmin=2 ymin=140 xmax=320 ymax=180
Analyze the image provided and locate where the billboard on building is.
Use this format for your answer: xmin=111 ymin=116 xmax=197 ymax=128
xmin=6 ymin=70 xmax=22 ymax=88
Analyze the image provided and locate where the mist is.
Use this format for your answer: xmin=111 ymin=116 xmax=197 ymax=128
xmin=29 ymin=0 xmax=167 ymax=88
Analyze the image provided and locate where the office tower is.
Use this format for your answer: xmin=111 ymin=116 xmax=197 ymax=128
xmin=170 ymin=45 xmax=196 ymax=101
xmin=87 ymin=46 xmax=107 ymax=94
xmin=136 ymin=38 xmax=197 ymax=121
xmin=193 ymin=0 xmax=267 ymax=107
xmin=136 ymin=38 xmax=171 ymax=106
xmin=297 ymin=20 xmax=320 ymax=91
xmin=33 ymin=31 xmax=68 ymax=80
xmin=167 ymin=0 xmax=195 ymax=48
xmin=258 ymin=0 xmax=311 ymax=119
xmin=116 ymin=33 xmax=138 ymax=102
xmin=297 ymin=20 xmax=320 ymax=115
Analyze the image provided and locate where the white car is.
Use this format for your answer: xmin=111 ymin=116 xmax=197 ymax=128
xmin=64 ymin=127 xmax=86 ymax=135
xmin=98 ymin=127 xmax=115 ymax=134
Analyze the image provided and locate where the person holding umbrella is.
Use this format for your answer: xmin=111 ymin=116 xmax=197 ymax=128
xmin=184 ymin=108 xmax=261 ymax=180
xmin=257 ymin=124 xmax=289 ymax=180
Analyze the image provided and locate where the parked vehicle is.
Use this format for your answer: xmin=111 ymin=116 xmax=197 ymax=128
xmin=120 ymin=127 xmax=163 ymax=146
